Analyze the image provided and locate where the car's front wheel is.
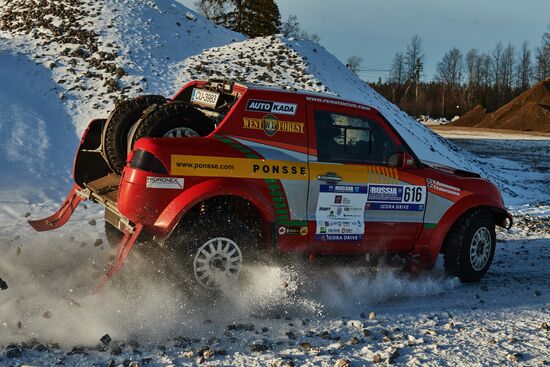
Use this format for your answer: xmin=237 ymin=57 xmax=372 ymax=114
xmin=443 ymin=209 xmax=496 ymax=282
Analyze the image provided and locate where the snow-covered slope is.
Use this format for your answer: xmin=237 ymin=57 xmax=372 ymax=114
xmin=0 ymin=0 xmax=544 ymax=204
xmin=0 ymin=0 xmax=244 ymax=135
xmin=0 ymin=52 xmax=76 ymax=203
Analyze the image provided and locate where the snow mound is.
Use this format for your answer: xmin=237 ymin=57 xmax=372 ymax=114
xmin=0 ymin=0 xmax=244 ymax=134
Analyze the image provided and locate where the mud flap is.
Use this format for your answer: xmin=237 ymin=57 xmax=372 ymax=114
xmin=28 ymin=184 xmax=86 ymax=231
xmin=94 ymin=223 xmax=143 ymax=293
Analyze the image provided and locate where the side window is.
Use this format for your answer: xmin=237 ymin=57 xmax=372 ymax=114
xmin=314 ymin=110 xmax=400 ymax=165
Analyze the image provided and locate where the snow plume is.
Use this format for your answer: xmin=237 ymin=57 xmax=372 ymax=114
xmin=0 ymin=216 xmax=456 ymax=347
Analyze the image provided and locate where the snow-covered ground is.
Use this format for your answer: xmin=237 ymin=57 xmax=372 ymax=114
xmin=1 ymin=0 xmax=549 ymax=365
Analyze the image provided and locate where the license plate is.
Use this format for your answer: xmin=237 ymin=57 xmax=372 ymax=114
xmin=191 ymin=88 xmax=220 ymax=108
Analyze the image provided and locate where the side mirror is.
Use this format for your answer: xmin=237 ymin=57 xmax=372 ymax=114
xmin=388 ymin=152 xmax=416 ymax=169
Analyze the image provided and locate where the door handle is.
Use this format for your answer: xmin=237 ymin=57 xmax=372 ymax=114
xmin=317 ymin=173 xmax=342 ymax=182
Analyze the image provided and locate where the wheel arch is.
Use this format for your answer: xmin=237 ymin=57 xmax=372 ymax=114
xmin=415 ymin=193 xmax=510 ymax=267
xmin=151 ymin=178 xmax=276 ymax=241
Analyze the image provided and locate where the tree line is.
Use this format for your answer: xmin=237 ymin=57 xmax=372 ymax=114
xmin=195 ymin=1 xmax=549 ymax=118
xmin=369 ymin=25 xmax=550 ymax=118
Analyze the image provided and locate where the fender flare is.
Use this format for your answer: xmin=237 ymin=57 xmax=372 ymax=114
xmin=414 ymin=193 xmax=510 ymax=266
xmin=151 ymin=178 xmax=276 ymax=239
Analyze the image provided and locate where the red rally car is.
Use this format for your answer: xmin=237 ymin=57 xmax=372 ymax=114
xmin=29 ymin=80 xmax=513 ymax=289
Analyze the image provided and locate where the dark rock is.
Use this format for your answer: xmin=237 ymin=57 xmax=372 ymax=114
xmin=67 ymin=346 xmax=87 ymax=355
xmin=5 ymin=347 xmax=22 ymax=358
xmin=100 ymin=334 xmax=112 ymax=345
xmin=88 ymin=219 xmax=97 ymax=226
xmin=250 ymin=343 xmax=269 ymax=352
xmin=140 ymin=357 xmax=152 ymax=364
xmin=298 ymin=342 xmax=312 ymax=351
xmin=173 ymin=336 xmax=191 ymax=348
xmin=285 ymin=331 xmax=297 ymax=340
xmin=94 ymin=239 xmax=104 ymax=247
xmin=0 ymin=277 xmax=7 ymax=290
xmin=111 ymin=345 xmax=122 ymax=355
xmin=33 ymin=343 xmax=49 ymax=352
xmin=43 ymin=310 xmax=52 ymax=319
xmin=227 ymin=323 xmax=255 ymax=331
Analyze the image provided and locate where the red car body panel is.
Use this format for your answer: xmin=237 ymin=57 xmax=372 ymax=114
xmin=48 ymin=80 xmax=510 ymax=273
xmin=114 ymin=82 xmax=511 ymax=263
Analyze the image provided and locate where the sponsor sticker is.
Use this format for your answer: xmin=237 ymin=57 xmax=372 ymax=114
xmin=367 ymin=184 xmax=403 ymax=202
xmin=427 ymin=178 xmax=461 ymax=196
xmin=146 ymin=177 xmax=184 ymax=189
xmin=246 ymin=99 xmax=298 ymax=115
xmin=315 ymin=185 xmax=368 ymax=241
xmin=243 ymin=114 xmax=304 ymax=136
xmin=171 ymin=155 xmax=308 ymax=180
xmin=365 ymin=184 xmax=426 ymax=211
xmin=278 ymin=226 xmax=309 ymax=236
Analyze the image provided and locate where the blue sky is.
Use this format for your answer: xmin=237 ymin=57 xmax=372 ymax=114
xmin=179 ymin=0 xmax=550 ymax=82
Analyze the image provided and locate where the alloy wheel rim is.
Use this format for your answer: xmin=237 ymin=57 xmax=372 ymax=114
xmin=193 ymin=237 xmax=242 ymax=289
xmin=469 ymin=227 xmax=492 ymax=271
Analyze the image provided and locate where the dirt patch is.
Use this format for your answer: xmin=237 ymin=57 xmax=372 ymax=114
xmin=452 ymin=104 xmax=487 ymax=127
xmin=453 ymin=80 xmax=550 ymax=132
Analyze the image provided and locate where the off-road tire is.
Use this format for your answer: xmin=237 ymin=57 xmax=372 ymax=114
xmin=443 ymin=209 xmax=496 ymax=282
xmin=168 ymin=212 xmax=260 ymax=289
xmin=129 ymin=102 xmax=214 ymax=147
xmin=102 ymin=95 xmax=167 ymax=173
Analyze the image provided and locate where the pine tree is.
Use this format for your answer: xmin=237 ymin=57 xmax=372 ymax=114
xmin=196 ymin=0 xmax=281 ymax=38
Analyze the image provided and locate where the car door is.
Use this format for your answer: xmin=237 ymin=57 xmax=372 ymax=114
xmin=306 ymin=102 xmax=427 ymax=254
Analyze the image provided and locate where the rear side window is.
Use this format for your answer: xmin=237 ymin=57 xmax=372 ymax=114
xmin=314 ymin=110 xmax=399 ymax=165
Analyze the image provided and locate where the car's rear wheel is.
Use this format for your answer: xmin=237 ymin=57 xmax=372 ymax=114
xmin=443 ymin=209 xmax=496 ymax=282
xmin=168 ymin=212 xmax=260 ymax=289
xmin=102 ymin=95 xmax=167 ymax=174
xmin=129 ymin=102 xmax=214 ymax=149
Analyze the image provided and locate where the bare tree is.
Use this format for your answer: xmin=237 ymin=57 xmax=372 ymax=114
xmin=346 ymin=56 xmax=363 ymax=74
xmin=280 ymin=14 xmax=300 ymax=37
xmin=299 ymin=30 xmax=321 ymax=43
xmin=480 ymin=53 xmax=492 ymax=87
xmin=435 ymin=48 xmax=463 ymax=88
xmin=279 ymin=14 xmax=320 ymax=43
xmin=491 ymin=41 xmax=504 ymax=100
xmin=535 ymin=23 xmax=550 ymax=81
xmin=404 ymin=35 xmax=425 ymax=104
xmin=501 ymin=42 xmax=515 ymax=94
xmin=516 ymin=41 xmax=532 ymax=90
xmin=405 ymin=35 xmax=425 ymax=81
xmin=389 ymin=52 xmax=405 ymax=85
